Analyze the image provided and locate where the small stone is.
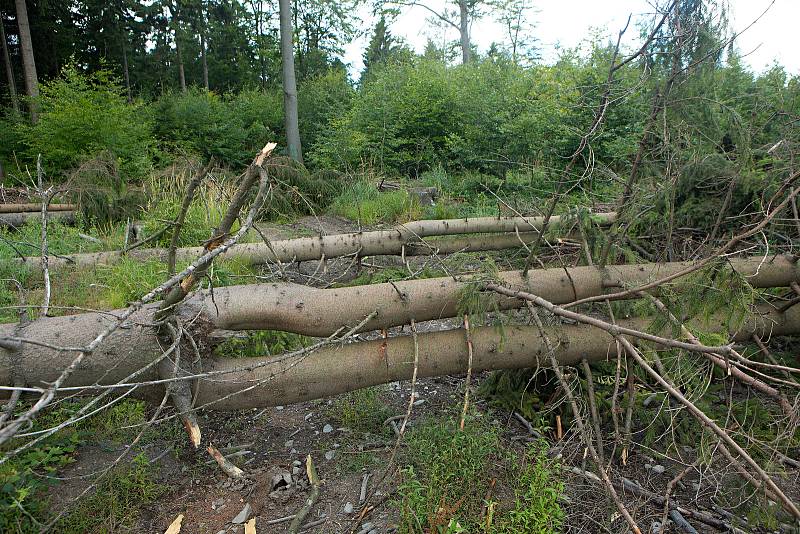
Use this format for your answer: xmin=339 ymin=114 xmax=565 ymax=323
xmin=284 ymin=440 xmax=294 ymax=448
xmin=290 ymin=448 xmax=298 ymax=454
xmin=325 ymin=450 xmax=336 ymax=460
xmin=413 ymin=399 xmax=425 ymax=406
xmin=292 ymin=466 xmax=301 ymax=475
xmin=361 ymin=522 xmax=374 ymax=530
xmin=276 ymin=405 xmax=284 ymax=410
xmin=650 ymin=522 xmax=662 ymax=534
xmin=212 ymin=498 xmax=226 ymax=510
xmin=644 ymin=463 xmax=652 ymax=471
xmin=651 ymin=464 xmax=666 ymax=475
xmin=344 ymin=502 xmax=354 ymax=514
xmin=292 ymin=460 xmax=302 ymax=467
xmin=304 ymin=412 xmax=313 ymax=421
xmin=323 ymin=424 xmax=334 ymax=433
xmin=231 ymin=503 xmax=251 ymax=524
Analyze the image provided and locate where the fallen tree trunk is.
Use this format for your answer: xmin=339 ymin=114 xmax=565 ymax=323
xmin=0 ymin=210 xmax=74 ymax=228
xmin=0 ymin=203 xmax=75 ymax=213
xmin=194 ymin=254 xmax=800 ymax=335
xmin=17 ymin=213 xmax=616 ymax=268
xmin=1 ymin=257 xmax=797 ymax=363
xmin=2 ymin=303 xmax=798 ymax=410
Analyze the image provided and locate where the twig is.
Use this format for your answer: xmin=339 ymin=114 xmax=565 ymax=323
xmin=529 ymin=306 xmax=642 ymax=534
xmin=617 ymin=336 xmax=800 ymax=519
xmin=288 ymin=455 xmax=321 ymax=534
xmin=460 ymin=314 xmax=474 ymax=430
xmin=168 ymin=159 xmax=212 ymax=275
xmin=37 ymin=155 xmax=51 ymax=317
xmin=581 ymin=358 xmax=605 ymax=464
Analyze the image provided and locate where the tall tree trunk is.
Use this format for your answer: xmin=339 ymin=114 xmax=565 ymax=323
xmin=121 ymin=38 xmax=132 ymax=103
xmin=279 ymin=0 xmax=303 ymax=163
xmin=459 ymin=0 xmax=471 ymax=64
xmin=0 ymin=11 xmax=19 ymax=113
xmin=13 ymin=0 xmax=38 ymax=122
xmin=200 ymin=29 xmax=208 ymax=90
xmin=175 ymin=32 xmax=186 ymax=92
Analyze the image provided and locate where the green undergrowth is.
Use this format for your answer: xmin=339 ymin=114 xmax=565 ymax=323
xmin=396 ymin=414 xmax=563 ymax=533
xmin=214 ymin=329 xmax=314 ymax=358
xmin=52 ymin=453 xmax=165 ymax=533
xmin=329 ymin=179 xmax=421 ymax=225
xmin=329 ymin=386 xmax=395 ymax=435
xmin=0 ymin=399 xmax=171 ymax=533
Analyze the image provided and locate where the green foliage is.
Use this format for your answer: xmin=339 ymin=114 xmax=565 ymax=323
xmin=488 ymin=444 xmax=564 ymax=534
xmin=215 ymin=330 xmax=314 ymax=359
xmin=329 ymin=179 xmax=421 ymax=224
xmin=398 ymin=416 xmax=500 ymax=532
xmin=330 ymin=387 xmax=394 ymax=435
xmin=95 ymin=259 xmax=167 ymax=308
xmin=397 ymin=416 xmax=563 ymax=533
xmin=53 ymin=454 xmax=165 ymax=533
xmin=0 ymin=399 xmax=151 ymax=533
xmin=17 ymin=64 xmax=152 ymax=180
xmin=151 ymin=88 xmax=282 ymax=167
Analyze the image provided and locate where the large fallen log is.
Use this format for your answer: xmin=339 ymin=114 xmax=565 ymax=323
xmin=17 ymin=213 xmax=616 ymax=268
xmin=0 ymin=203 xmax=75 ymax=213
xmin=192 ymin=255 xmax=799 ymax=335
xmin=1 ymin=257 xmax=797 ymax=363
xmin=0 ymin=210 xmax=74 ymax=228
xmin=2 ymin=302 xmax=798 ymax=410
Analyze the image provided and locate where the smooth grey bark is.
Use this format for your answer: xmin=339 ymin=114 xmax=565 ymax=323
xmin=176 ymin=31 xmax=186 ymax=92
xmin=0 ymin=11 xmax=19 ymax=113
xmin=278 ymin=0 xmax=303 ymax=163
xmin=2 ymin=303 xmax=798 ymax=410
xmin=13 ymin=0 xmax=37 ymax=122
xmin=121 ymin=38 xmax=132 ymax=103
xmin=459 ymin=0 xmax=471 ymax=63
xmin=19 ymin=213 xmax=617 ymax=268
xmin=200 ymin=30 xmax=208 ymax=90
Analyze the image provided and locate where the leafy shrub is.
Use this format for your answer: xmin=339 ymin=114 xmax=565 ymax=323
xmin=151 ymin=88 xmax=282 ymax=167
xmin=17 ymin=64 xmax=152 ymax=181
xmin=488 ymin=444 xmax=564 ymax=533
xmin=397 ymin=416 xmax=500 ymax=532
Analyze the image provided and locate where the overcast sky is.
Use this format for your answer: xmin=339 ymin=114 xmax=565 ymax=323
xmin=342 ymin=0 xmax=798 ymax=76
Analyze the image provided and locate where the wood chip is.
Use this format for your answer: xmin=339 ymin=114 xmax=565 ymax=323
xmin=164 ymin=514 xmax=184 ymax=534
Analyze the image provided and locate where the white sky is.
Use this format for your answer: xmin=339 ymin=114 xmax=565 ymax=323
xmin=342 ymin=0 xmax=799 ymax=76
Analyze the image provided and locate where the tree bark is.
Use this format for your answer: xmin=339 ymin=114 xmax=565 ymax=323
xmin=20 ymin=213 xmax=616 ymax=269
xmin=2 ymin=303 xmax=798 ymax=410
xmin=0 ymin=11 xmax=19 ymax=113
xmin=279 ymin=0 xmax=303 ymax=163
xmin=13 ymin=0 xmax=37 ymax=122
xmin=0 ymin=210 xmax=74 ymax=228
xmin=176 ymin=31 xmax=186 ymax=93
xmin=121 ymin=38 xmax=132 ymax=103
xmin=200 ymin=29 xmax=208 ymax=90
xmin=459 ymin=0 xmax=471 ymax=64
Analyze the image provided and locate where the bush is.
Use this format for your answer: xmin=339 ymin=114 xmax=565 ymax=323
xmin=17 ymin=64 xmax=152 ymax=181
xmin=151 ymin=88 xmax=282 ymax=167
